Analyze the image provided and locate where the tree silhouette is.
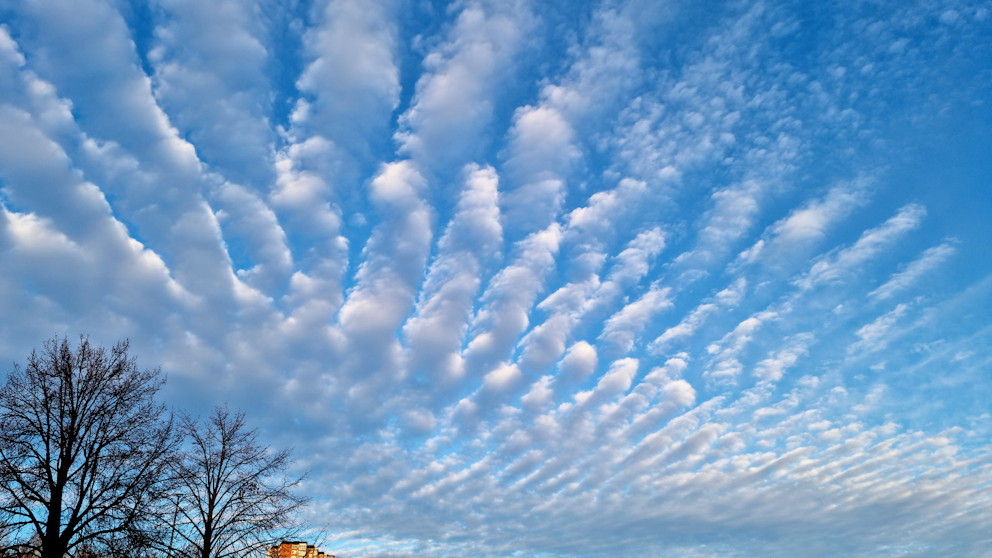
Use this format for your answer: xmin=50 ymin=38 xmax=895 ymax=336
xmin=160 ymin=406 xmax=309 ymax=558
xmin=0 ymin=336 xmax=176 ymax=558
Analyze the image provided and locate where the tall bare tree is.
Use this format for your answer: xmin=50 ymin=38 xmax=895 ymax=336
xmin=0 ymin=336 xmax=176 ymax=558
xmin=161 ymin=406 xmax=309 ymax=558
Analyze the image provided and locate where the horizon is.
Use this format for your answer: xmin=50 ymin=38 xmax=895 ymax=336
xmin=0 ymin=0 xmax=990 ymax=556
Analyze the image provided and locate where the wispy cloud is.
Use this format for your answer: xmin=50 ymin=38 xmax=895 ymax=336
xmin=869 ymin=240 xmax=958 ymax=301
xmin=795 ymin=204 xmax=927 ymax=291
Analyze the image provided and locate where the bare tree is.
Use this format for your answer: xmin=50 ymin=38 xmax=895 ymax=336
xmin=160 ymin=406 xmax=309 ymax=558
xmin=0 ymin=336 xmax=176 ymax=558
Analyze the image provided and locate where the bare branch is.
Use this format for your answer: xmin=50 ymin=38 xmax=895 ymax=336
xmin=0 ymin=336 xmax=178 ymax=558
xmin=157 ymin=406 xmax=311 ymax=558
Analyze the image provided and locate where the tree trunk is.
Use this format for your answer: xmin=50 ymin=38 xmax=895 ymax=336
xmin=41 ymin=475 xmax=65 ymax=558
xmin=201 ymin=523 xmax=212 ymax=558
xmin=40 ymin=527 xmax=67 ymax=558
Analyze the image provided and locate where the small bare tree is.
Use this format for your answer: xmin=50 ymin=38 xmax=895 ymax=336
xmin=0 ymin=336 xmax=176 ymax=558
xmin=160 ymin=406 xmax=309 ymax=558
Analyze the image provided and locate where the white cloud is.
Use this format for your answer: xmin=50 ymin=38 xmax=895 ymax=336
xmin=0 ymin=27 xmax=25 ymax=68
xmin=649 ymin=278 xmax=746 ymax=354
xmin=0 ymin=104 xmax=193 ymax=349
xmin=464 ymin=224 xmax=562 ymax=375
xmin=396 ymin=0 xmax=533 ymax=172
xmin=732 ymin=177 xmax=873 ymax=272
xmin=608 ymin=227 xmax=666 ymax=285
xmin=516 ymin=223 xmax=664 ymax=373
xmin=555 ymin=341 xmax=599 ymax=386
xmin=703 ymin=309 xmax=778 ymax=385
xmin=869 ymin=241 xmax=957 ymax=301
xmin=333 ymin=161 xmax=433 ymax=423
xmin=796 ymin=204 xmax=927 ymax=290
xmin=483 ymin=362 xmax=523 ymax=391
xmin=500 ymin=106 xmax=577 ymax=233
xmin=148 ymin=0 xmax=274 ymax=188
xmin=754 ymin=333 xmax=814 ymax=382
xmin=598 ymin=284 xmax=672 ymax=355
xmin=296 ymin=0 xmax=400 ymax=162
xmin=501 ymin=5 xmax=643 ymax=234
xmin=516 ymin=312 xmax=574 ymax=373
xmin=3 ymin=0 xmax=268 ymax=342
xmin=565 ymin=178 xmax=648 ymax=246
xmin=403 ymin=164 xmax=503 ymax=385
xmin=520 ymin=375 xmax=554 ymax=412
xmin=270 ymin=137 xmax=343 ymax=236
xmin=847 ymin=304 xmax=909 ymax=355
xmin=670 ymin=182 xmax=762 ymax=280
xmin=573 ymin=358 xmax=638 ymax=409
xmin=269 ymin=136 xmax=349 ymax=333
xmin=214 ymin=182 xmax=294 ymax=295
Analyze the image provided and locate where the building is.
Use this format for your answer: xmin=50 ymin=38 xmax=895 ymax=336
xmin=266 ymin=541 xmax=335 ymax=558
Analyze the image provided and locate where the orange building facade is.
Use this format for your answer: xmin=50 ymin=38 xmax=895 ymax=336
xmin=266 ymin=541 xmax=335 ymax=558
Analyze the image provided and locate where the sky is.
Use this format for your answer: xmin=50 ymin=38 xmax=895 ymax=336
xmin=0 ymin=0 xmax=990 ymax=556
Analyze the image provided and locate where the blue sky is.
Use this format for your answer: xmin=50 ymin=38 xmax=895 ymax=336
xmin=0 ymin=0 xmax=991 ymax=556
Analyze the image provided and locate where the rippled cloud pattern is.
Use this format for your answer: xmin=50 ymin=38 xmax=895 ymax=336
xmin=0 ymin=0 xmax=990 ymax=556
